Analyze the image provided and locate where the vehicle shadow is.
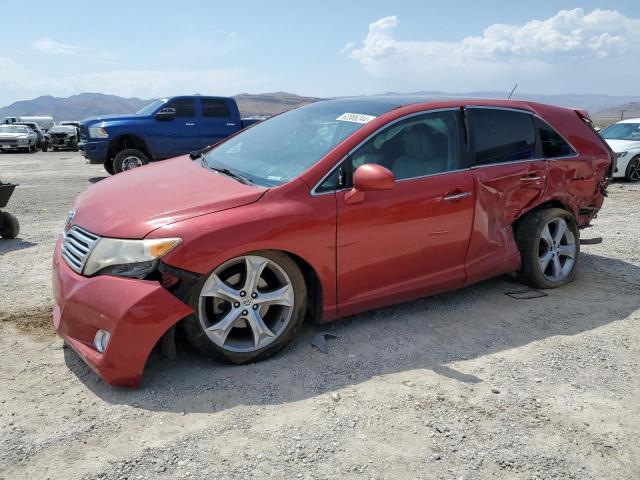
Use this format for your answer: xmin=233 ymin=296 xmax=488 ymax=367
xmin=64 ymin=253 xmax=640 ymax=412
xmin=0 ymin=238 xmax=36 ymax=255
xmin=88 ymin=177 xmax=107 ymax=184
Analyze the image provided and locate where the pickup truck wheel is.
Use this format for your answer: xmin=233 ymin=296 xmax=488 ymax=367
xmin=113 ymin=149 xmax=149 ymax=173
xmin=184 ymin=251 xmax=307 ymax=364
xmin=0 ymin=212 xmax=20 ymax=239
xmin=516 ymin=208 xmax=579 ymax=289
xmin=625 ymin=156 xmax=640 ymax=182
xmin=104 ymin=159 xmax=115 ymax=175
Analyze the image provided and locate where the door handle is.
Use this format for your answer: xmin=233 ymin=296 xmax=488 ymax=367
xmin=520 ymin=175 xmax=542 ymax=182
xmin=185 ymin=122 xmax=196 ymax=126
xmin=443 ymin=191 xmax=471 ymax=202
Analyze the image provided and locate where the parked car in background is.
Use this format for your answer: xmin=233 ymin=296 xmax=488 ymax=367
xmin=5 ymin=115 xmax=54 ymax=131
xmin=13 ymin=122 xmax=49 ymax=151
xmin=599 ymin=118 xmax=640 ymax=181
xmin=60 ymin=121 xmax=81 ymax=129
xmin=48 ymin=125 xmax=80 ymax=151
xmin=53 ymin=97 xmax=613 ymax=387
xmin=0 ymin=124 xmax=38 ymax=152
xmin=79 ymin=96 xmax=261 ymax=175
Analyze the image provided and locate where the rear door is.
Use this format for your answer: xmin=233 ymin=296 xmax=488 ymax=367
xmin=463 ymin=107 xmax=547 ymax=285
xmin=199 ymin=98 xmax=238 ymax=147
xmin=335 ymin=109 xmax=475 ymax=316
xmin=149 ymin=97 xmax=199 ymax=158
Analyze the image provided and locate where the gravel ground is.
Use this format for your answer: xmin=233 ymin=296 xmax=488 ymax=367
xmin=0 ymin=151 xmax=639 ymax=480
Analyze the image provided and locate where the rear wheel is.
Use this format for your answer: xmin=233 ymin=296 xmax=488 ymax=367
xmin=113 ymin=148 xmax=149 ymax=173
xmin=0 ymin=212 xmax=20 ymax=239
xmin=625 ymin=156 xmax=640 ymax=182
xmin=184 ymin=251 xmax=307 ymax=364
xmin=41 ymin=142 xmax=48 ymax=152
xmin=516 ymin=208 xmax=579 ymax=289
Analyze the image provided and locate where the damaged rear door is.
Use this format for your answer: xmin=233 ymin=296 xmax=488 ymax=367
xmin=463 ymin=107 xmax=547 ymax=285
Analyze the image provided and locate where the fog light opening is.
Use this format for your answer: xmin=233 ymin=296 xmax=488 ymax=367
xmin=93 ymin=329 xmax=111 ymax=353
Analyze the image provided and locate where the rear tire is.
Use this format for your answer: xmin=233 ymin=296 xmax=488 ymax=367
xmin=515 ymin=208 xmax=579 ymax=289
xmin=184 ymin=251 xmax=307 ymax=364
xmin=113 ymin=149 xmax=149 ymax=173
xmin=0 ymin=212 xmax=20 ymax=239
xmin=625 ymin=156 xmax=640 ymax=182
xmin=41 ymin=143 xmax=48 ymax=152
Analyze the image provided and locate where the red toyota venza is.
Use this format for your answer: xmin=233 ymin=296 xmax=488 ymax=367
xmin=52 ymin=97 xmax=614 ymax=387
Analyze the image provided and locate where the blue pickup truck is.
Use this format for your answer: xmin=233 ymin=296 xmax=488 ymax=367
xmin=79 ymin=96 xmax=260 ymax=174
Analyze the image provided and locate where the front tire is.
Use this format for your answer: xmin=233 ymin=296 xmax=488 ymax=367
xmin=113 ymin=149 xmax=149 ymax=173
xmin=184 ymin=251 xmax=307 ymax=364
xmin=625 ymin=156 xmax=640 ymax=182
xmin=516 ymin=208 xmax=579 ymax=289
xmin=104 ymin=158 xmax=115 ymax=175
xmin=0 ymin=212 xmax=20 ymax=239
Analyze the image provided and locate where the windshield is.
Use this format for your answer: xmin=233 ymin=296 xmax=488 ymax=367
xmin=49 ymin=126 xmax=76 ymax=133
xmin=201 ymin=101 xmax=380 ymax=187
xmin=136 ymin=99 xmax=167 ymax=115
xmin=601 ymin=123 xmax=640 ymax=141
xmin=0 ymin=125 xmax=28 ymax=134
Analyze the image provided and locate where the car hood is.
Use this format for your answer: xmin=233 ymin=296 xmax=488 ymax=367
xmin=0 ymin=133 xmax=28 ymax=139
xmin=604 ymin=139 xmax=640 ymax=152
xmin=71 ymin=155 xmax=267 ymax=238
xmin=81 ymin=114 xmax=145 ymax=124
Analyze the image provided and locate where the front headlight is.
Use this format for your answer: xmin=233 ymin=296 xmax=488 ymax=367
xmin=89 ymin=127 xmax=109 ymax=139
xmin=616 ymin=151 xmax=628 ymax=158
xmin=84 ymin=237 xmax=181 ymax=277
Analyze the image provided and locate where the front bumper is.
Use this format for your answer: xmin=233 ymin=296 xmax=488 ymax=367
xmin=52 ymin=238 xmax=193 ymax=387
xmin=0 ymin=141 xmax=29 ymax=149
xmin=79 ymin=140 xmax=108 ymax=164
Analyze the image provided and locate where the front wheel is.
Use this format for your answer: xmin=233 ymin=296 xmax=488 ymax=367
xmin=516 ymin=208 xmax=579 ymax=289
xmin=113 ymin=148 xmax=149 ymax=173
xmin=0 ymin=212 xmax=20 ymax=239
xmin=184 ymin=251 xmax=307 ymax=364
xmin=625 ymin=156 xmax=640 ymax=182
xmin=41 ymin=143 xmax=48 ymax=152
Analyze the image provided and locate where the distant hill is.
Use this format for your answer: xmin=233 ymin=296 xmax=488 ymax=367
xmin=0 ymin=93 xmax=150 ymax=122
xmin=0 ymin=92 xmax=322 ymax=122
xmin=2 ymin=90 xmax=640 ymax=124
xmin=593 ymin=102 xmax=640 ymax=122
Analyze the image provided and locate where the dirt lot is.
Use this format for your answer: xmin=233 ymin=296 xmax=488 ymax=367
xmin=0 ymin=151 xmax=639 ymax=480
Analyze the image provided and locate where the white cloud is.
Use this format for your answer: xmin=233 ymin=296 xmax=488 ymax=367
xmin=32 ymin=37 xmax=118 ymax=61
xmin=33 ymin=38 xmax=83 ymax=56
xmin=346 ymin=9 xmax=640 ymax=93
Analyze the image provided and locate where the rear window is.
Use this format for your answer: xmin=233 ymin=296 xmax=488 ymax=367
xmin=534 ymin=117 xmax=575 ymax=158
xmin=202 ymin=99 xmax=231 ymax=118
xmin=468 ymin=108 xmax=536 ymax=165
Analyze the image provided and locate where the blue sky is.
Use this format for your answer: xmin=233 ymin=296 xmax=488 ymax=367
xmin=0 ymin=0 xmax=639 ymax=106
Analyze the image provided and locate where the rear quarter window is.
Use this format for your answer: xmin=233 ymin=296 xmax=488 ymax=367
xmin=467 ymin=108 xmax=536 ymax=165
xmin=534 ymin=117 xmax=576 ymax=158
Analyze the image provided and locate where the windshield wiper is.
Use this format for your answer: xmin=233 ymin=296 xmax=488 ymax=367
xmin=201 ymin=159 xmax=253 ymax=186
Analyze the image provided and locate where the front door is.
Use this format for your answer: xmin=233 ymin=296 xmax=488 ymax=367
xmin=150 ymin=97 xmax=200 ymax=158
xmin=335 ymin=109 xmax=475 ymax=316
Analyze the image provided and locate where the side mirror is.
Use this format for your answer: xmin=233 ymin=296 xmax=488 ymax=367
xmin=155 ymin=107 xmax=176 ymax=120
xmin=345 ymin=163 xmax=395 ymax=204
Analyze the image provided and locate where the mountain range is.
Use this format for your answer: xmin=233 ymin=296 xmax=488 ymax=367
xmin=1 ymin=91 xmax=638 ymax=123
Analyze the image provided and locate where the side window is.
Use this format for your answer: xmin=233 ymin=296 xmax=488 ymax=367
xmin=164 ymin=98 xmax=195 ymax=117
xmin=350 ymin=110 xmax=462 ymax=181
xmin=202 ymin=98 xmax=231 ymax=118
xmin=316 ymin=164 xmax=345 ymax=193
xmin=534 ymin=117 xmax=576 ymax=158
xmin=467 ymin=109 xmax=536 ymax=165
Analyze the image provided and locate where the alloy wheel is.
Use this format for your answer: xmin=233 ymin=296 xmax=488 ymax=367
xmin=121 ymin=156 xmax=143 ymax=170
xmin=628 ymin=157 xmax=640 ymax=182
xmin=537 ymin=218 xmax=576 ymax=282
xmin=198 ymin=255 xmax=295 ymax=353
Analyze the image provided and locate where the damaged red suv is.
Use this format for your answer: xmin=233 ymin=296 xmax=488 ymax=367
xmin=52 ymin=97 xmax=613 ymax=387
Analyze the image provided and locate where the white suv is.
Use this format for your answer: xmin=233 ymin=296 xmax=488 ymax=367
xmin=600 ymin=118 xmax=640 ymax=181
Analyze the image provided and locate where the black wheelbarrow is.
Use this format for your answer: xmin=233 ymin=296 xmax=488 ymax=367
xmin=0 ymin=182 xmax=20 ymax=239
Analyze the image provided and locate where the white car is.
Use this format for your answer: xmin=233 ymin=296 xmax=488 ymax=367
xmin=600 ymin=118 xmax=640 ymax=181
xmin=0 ymin=124 xmax=38 ymax=152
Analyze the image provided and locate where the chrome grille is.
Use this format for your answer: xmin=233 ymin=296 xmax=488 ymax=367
xmin=61 ymin=226 xmax=100 ymax=274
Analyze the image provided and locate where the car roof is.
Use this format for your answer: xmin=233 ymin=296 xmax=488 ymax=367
xmin=316 ymin=95 xmax=566 ymax=117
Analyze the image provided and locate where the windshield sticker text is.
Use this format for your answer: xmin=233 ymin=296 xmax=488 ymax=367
xmin=336 ymin=113 xmax=377 ymax=124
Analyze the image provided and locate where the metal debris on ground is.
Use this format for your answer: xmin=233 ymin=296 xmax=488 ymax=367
xmin=504 ymin=288 xmax=548 ymax=300
xmin=311 ymin=332 xmax=340 ymax=353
